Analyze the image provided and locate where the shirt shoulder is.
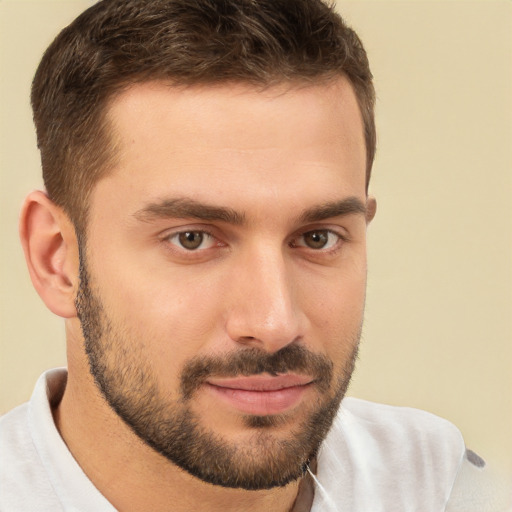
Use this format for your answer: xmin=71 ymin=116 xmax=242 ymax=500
xmin=0 ymin=369 xmax=115 ymax=512
xmin=0 ymin=402 xmax=64 ymax=511
xmin=445 ymin=449 xmax=512 ymax=512
xmin=312 ymin=398 xmax=466 ymax=512
xmin=342 ymin=396 xmax=465 ymax=451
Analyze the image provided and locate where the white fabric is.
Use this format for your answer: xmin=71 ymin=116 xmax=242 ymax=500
xmin=445 ymin=451 xmax=511 ymax=512
xmin=0 ymin=369 xmax=114 ymax=512
xmin=312 ymin=399 xmax=465 ymax=511
xmin=0 ymin=369 xmax=503 ymax=511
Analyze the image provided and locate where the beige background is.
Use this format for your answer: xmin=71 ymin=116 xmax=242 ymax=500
xmin=1 ymin=0 xmax=510 ymax=477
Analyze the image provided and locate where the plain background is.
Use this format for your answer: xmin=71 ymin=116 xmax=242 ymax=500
xmin=1 ymin=0 xmax=510 ymax=478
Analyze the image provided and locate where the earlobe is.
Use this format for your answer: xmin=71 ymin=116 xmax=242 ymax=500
xmin=366 ymin=196 xmax=377 ymax=224
xmin=19 ymin=191 xmax=80 ymax=318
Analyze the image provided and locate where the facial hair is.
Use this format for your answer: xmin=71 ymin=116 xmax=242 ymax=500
xmin=75 ymin=253 xmax=360 ymax=490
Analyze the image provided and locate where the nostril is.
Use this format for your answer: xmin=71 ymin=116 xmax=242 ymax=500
xmin=237 ymin=336 xmax=257 ymax=344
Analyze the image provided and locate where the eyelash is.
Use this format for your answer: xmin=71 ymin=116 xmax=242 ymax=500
xmin=290 ymin=229 xmax=348 ymax=252
xmin=162 ymin=227 xmax=348 ymax=255
xmin=163 ymin=229 xmax=220 ymax=251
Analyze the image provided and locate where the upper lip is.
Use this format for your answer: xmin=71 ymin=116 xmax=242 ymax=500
xmin=206 ymin=374 xmax=314 ymax=391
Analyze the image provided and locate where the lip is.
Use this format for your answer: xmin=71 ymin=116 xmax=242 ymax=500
xmin=205 ymin=374 xmax=314 ymax=416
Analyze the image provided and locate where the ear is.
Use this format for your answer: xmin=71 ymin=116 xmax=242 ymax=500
xmin=19 ymin=190 xmax=80 ymax=318
xmin=365 ymin=195 xmax=377 ymax=224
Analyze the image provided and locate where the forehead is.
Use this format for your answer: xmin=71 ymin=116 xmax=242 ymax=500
xmin=108 ymin=78 xmax=364 ymax=152
xmin=96 ymin=78 xmax=366 ymax=217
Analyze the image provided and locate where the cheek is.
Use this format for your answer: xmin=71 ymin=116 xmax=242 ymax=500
xmin=304 ymin=254 xmax=367 ymax=322
xmin=91 ymin=258 xmax=227 ymax=385
xmin=300 ymin=260 xmax=367 ymax=357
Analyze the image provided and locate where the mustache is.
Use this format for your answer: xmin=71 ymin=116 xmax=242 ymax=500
xmin=180 ymin=344 xmax=333 ymax=400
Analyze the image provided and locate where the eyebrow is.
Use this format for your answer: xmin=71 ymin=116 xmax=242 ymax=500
xmin=298 ymin=197 xmax=367 ymax=223
xmin=134 ymin=198 xmax=246 ymax=225
xmin=133 ymin=196 xmax=366 ymax=225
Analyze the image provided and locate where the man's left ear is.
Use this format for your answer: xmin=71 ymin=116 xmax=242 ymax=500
xmin=19 ymin=190 xmax=80 ymax=318
xmin=366 ymin=196 xmax=377 ymax=224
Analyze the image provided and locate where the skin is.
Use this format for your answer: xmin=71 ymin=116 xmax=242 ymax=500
xmin=20 ymin=77 xmax=376 ymax=512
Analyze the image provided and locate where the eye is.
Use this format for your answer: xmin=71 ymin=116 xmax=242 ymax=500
xmin=292 ymin=230 xmax=342 ymax=250
xmin=167 ymin=230 xmax=216 ymax=251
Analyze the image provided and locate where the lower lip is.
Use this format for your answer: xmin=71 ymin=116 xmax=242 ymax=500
xmin=205 ymin=383 xmax=311 ymax=416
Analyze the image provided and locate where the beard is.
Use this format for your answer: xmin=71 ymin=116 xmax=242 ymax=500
xmin=75 ymin=253 xmax=360 ymax=490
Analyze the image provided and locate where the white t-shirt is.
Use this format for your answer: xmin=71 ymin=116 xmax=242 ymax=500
xmin=0 ymin=369 xmax=508 ymax=511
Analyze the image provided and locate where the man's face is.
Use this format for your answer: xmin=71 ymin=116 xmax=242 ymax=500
xmin=77 ymin=78 xmax=370 ymax=489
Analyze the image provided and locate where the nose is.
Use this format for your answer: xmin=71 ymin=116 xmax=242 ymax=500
xmin=225 ymin=247 xmax=306 ymax=353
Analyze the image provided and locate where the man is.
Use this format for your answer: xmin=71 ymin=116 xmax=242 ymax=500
xmin=0 ymin=1 xmax=505 ymax=510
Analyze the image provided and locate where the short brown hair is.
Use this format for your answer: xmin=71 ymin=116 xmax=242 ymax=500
xmin=31 ymin=0 xmax=375 ymax=231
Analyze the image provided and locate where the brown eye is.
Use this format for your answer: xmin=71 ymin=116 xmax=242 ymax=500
xmin=292 ymin=230 xmax=341 ymax=251
xmin=303 ymin=230 xmax=329 ymax=249
xmin=178 ymin=231 xmax=205 ymax=250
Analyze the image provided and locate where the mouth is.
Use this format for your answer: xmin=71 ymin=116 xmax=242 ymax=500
xmin=204 ymin=374 xmax=315 ymax=416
